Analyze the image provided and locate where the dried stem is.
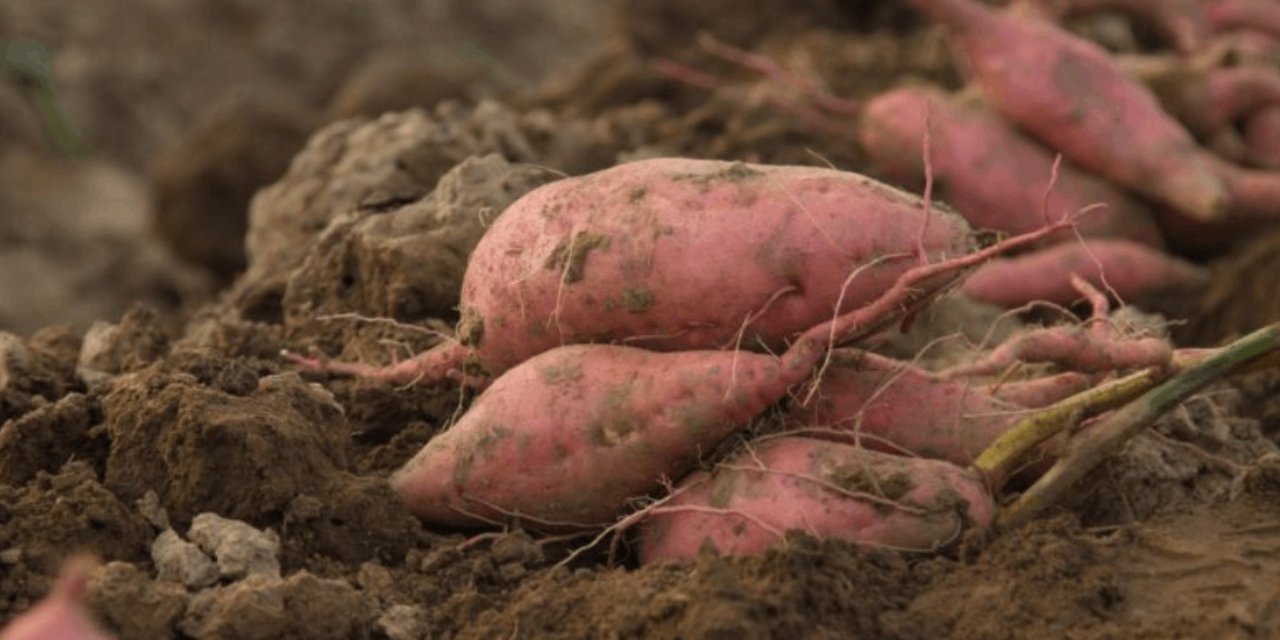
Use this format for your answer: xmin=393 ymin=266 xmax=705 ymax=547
xmin=990 ymin=321 xmax=1280 ymax=528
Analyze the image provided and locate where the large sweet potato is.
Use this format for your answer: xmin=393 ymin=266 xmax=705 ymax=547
xmin=636 ymin=436 xmax=995 ymax=564
xmin=390 ymin=344 xmax=805 ymax=528
xmin=908 ymin=0 xmax=1228 ymax=221
xmin=859 ymin=85 xmax=1163 ymax=246
xmin=305 ymin=158 xmax=975 ymax=385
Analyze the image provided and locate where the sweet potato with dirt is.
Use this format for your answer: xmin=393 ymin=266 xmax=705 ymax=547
xmin=859 ymin=85 xmax=1163 ymax=246
xmin=294 ymin=158 xmax=975 ymax=385
xmin=389 ymin=222 xmax=1072 ymax=529
xmin=959 ymin=238 xmax=1208 ymax=308
xmin=908 ymin=0 xmax=1228 ymax=221
xmin=636 ymin=436 xmax=996 ymax=564
xmin=785 ymin=351 xmax=1089 ymax=466
xmin=390 ymin=343 xmax=807 ymax=528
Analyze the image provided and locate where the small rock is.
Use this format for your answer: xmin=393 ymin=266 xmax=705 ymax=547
xmin=356 ymin=562 xmax=394 ymax=595
xmin=490 ymin=530 xmax=543 ymax=567
xmin=136 ymin=490 xmax=171 ymax=529
xmin=212 ymin=361 xmax=258 ymax=396
xmin=181 ymin=573 xmax=286 ymax=640
xmin=377 ymin=604 xmax=429 ymax=640
xmin=180 ymin=571 xmax=367 ymax=640
xmin=0 ymin=547 xmax=22 ymax=564
xmin=89 ymin=560 xmax=188 ymax=639
xmin=152 ymin=529 xmax=219 ymax=589
xmin=77 ymin=305 xmax=170 ymax=378
xmin=188 ymin=513 xmax=281 ymax=580
xmin=0 ymin=332 xmax=33 ymax=391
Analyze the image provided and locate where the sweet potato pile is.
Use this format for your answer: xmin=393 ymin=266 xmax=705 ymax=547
xmin=278 ymin=0 xmax=1280 ymax=567
xmin=285 ymin=150 xmax=1183 ymax=565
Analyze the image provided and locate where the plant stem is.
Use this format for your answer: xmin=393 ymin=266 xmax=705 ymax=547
xmin=972 ymin=331 xmax=1280 ymax=485
xmin=995 ymin=321 xmax=1280 ymax=529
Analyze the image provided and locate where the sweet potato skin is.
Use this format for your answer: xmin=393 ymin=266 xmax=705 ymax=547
xmin=786 ymin=351 xmax=1023 ymax=465
xmin=637 ymin=437 xmax=995 ymax=564
xmin=909 ymin=0 xmax=1227 ymax=221
xmin=391 ymin=344 xmax=797 ymax=529
xmin=1245 ymin=106 xmax=1280 ymax=170
xmin=959 ymin=238 xmax=1208 ymax=307
xmin=1204 ymin=0 xmax=1280 ymax=40
xmin=860 ymin=86 xmax=1163 ymax=246
xmin=459 ymin=158 xmax=975 ymax=376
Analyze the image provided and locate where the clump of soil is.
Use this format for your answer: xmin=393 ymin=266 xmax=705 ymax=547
xmin=1177 ymin=228 xmax=1280 ymax=347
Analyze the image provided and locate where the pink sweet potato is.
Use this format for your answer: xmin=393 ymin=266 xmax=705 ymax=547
xmin=1156 ymin=153 xmax=1280 ymax=250
xmin=300 ymin=158 xmax=975 ymax=385
xmin=1203 ymin=0 xmax=1280 ymax=40
xmin=0 ymin=557 xmax=113 ymax=640
xmin=1038 ymin=0 xmax=1207 ymax=52
xmin=1244 ymin=106 xmax=1280 ymax=170
xmin=959 ymin=238 xmax=1208 ymax=308
xmin=908 ymin=0 xmax=1228 ymax=221
xmin=390 ymin=343 xmax=805 ymax=528
xmin=1145 ymin=64 xmax=1280 ymax=138
xmin=940 ymin=323 xmax=1173 ymax=376
xmin=390 ymin=222 xmax=1071 ymax=530
xmin=636 ymin=436 xmax=996 ymax=564
xmin=786 ymin=351 xmax=1089 ymax=466
xmin=859 ymin=85 xmax=1164 ymax=246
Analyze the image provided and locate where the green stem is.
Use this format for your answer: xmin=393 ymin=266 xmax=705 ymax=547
xmin=996 ymin=321 xmax=1280 ymax=529
xmin=26 ymin=87 xmax=85 ymax=155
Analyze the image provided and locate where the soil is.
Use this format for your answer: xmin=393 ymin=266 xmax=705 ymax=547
xmin=4 ymin=1 xmax=1280 ymax=639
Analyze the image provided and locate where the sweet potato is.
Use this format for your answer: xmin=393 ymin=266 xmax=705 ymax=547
xmin=859 ymin=85 xmax=1164 ymax=246
xmin=1156 ymin=153 xmax=1280 ymax=250
xmin=1244 ymin=106 xmax=1280 ymax=170
xmin=908 ymin=0 xmax=1228 ymax=221
xmin=989 ymin=370 xmax=1096 ymax=407
xmin=959 ymin=238 xmax=1208 ymax=308
xmin=0 ymin=557 xmax=113 ymax=640
xmin=786 ymin=351 xmax=1089 ymax=466
xmin=295 ymin=158 xmax=975 ymax=385
xmin=1036 ymin=0 xmax=1207 ymax=52
xmin=389 ymin=221 xmax=1071 ymax=529
xmin=1203 ymin=0 xmax=1280 ymax=39
xmin=941 ymin=323 xmax=1172 ymax=376
xmin=1144 ymin=64 xmax=1280 ymax=138
xmin=390 ymin=344 xmax=806 ymax=528
xmin=636 ymin=436 xmax=995 ymax=564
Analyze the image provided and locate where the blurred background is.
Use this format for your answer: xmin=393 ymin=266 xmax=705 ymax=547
xmin=0 ymin=0 xmax=606 ymax=336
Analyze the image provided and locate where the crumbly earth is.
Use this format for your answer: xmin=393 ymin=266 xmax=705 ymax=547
xmin=4 ymin=1 xmax=1280 ymax=639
